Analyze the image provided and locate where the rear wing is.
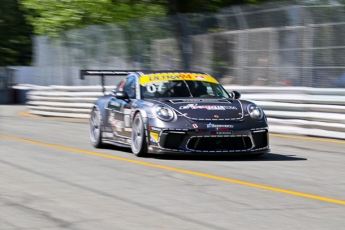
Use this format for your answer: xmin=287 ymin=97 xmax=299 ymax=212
xmin=80 ymin=70 xmax=138 ymax=94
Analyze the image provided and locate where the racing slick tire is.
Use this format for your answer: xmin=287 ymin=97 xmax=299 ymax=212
xmin=90 ymin=106 xmax=103 ymax=148
xmin=131 ymin=112 xmax=148 ymax=157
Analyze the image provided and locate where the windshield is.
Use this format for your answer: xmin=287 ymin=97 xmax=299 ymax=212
xmin=141 ymin=80 xmax=230 ymax=99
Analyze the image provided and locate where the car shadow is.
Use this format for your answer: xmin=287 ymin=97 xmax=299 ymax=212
xmin=103 ymin=145 xmax=307 ymax=162
xmin=146 ymin=152 xmax=307 ymax=162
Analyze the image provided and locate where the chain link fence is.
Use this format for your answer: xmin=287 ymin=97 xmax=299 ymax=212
xmin=33 ymin=2 xmax=345 ymax=88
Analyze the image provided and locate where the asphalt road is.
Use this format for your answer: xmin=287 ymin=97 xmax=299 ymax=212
xmin=1 ymin=105 xmax=345 ymax=230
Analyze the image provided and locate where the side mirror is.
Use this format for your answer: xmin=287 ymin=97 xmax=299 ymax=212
xmin=231 ymin=90 xmax=241 ymax=99
xmin=115 ymin=91 xmax=129 ymax=100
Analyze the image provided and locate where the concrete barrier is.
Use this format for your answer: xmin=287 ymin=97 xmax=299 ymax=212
xmin=24 ymin=85 xmax=345 ymax=139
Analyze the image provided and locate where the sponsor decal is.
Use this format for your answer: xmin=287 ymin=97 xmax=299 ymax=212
xmin=124 ymin=128 xmax=132 ymax=132
xmin=124 ymin=115 xmax=130 ymax=127
xmin=111 ymin=119 xmax=118 ymax=126
xmin=149 ymin=75 xmax=180 ymax=81
xmin=123 ymin=109 xmax=131 ymax=127
xmin=195 ymin=75 xmax=206 ymax=80
xmin=111 ymin=120 xmax=124 ymax=131
xmin=215 ymin=131 xmax=233 ymax=135
xmin=171 ymin=99 xmax=230 ymax=103
xmin=142 ymin=101 xmax=155 ymax=107
xmin=108 ymin=111 xmax=115 ymax=123
xmin=124 ymin=108 xmax=131 ymax=115
xmin=149 ymin=126 xmax=161 ymax=131
xmin=110 ymin=101 xmax=120 ymax=107
xmin=192 ymin=124 xmax=198 ymax=128
xmin=207 ymin=123 xmax=234 ymax=128
xmin=179 ymin=73 xmax=193 ymax=79
xmin=150 ymin=132 xmax=159 ymax=143
xmin=139 ymin=73 xmax=219 ymax=85
xmin=179 ymin=104 xmax=237 ymax=110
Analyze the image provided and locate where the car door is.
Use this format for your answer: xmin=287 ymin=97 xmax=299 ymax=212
xmin=112 ymin=75 xmax=137 ymax=139
xmin=105 ymin=78 xmax=126 ymax=138
xmin=107 ymin=96 xmax=124 ymax=137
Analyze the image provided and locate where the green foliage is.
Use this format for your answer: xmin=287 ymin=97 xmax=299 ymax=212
xmin=14 ymin=0 xmax=279 ymax=66
xmin=0 ymin=0 xmax=32 ymax=65
xmin=21 ymin=0 xmax=275 ymax=37
xmin=21 ymin=0 xmax=165 ymax=36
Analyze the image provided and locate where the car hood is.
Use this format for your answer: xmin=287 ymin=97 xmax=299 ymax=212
xmin=164 ymin=98 xmax=244 ymax=120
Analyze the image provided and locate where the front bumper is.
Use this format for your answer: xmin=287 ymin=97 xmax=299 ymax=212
xmin=147 ymin=127 xmax=269 ymax=155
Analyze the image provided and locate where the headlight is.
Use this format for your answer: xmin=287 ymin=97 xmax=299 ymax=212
xmin=155 ymin=105 xmax=174 ymax=121
xmin=247 ymin=104 xmax=263 ymax=120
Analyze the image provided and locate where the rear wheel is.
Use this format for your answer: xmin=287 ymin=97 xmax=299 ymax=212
xmin=131 ymin=113 xmax=147 ymax=157
xmin=90 ymin=106 xmax=103 ymax=148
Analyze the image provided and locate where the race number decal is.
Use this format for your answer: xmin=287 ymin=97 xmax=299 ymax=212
xmin=145 ymin=82 xmax=164 ymax=93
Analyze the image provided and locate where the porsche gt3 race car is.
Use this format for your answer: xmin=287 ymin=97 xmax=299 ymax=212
xmin=81 ymin=70 xmax=270 ymax=157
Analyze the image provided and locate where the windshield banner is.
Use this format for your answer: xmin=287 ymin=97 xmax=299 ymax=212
xmin=139 ymin=73 xmax=219 ymax=85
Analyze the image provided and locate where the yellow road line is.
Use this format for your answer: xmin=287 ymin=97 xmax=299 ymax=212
xmin=271 ymin=133 xmax=345 ymax=145
xmin=19 ymin=112 xmax=88 ymax=121
xmin=19 ymin=111 xmax=40 ymax=118
xmin=1 ymin=134 xmax=345 ymax=206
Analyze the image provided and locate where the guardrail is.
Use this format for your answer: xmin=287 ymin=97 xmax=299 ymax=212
xmin=21 ymin=85 xmax=345 ymax=140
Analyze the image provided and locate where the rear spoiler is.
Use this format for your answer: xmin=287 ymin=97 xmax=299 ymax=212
xmin=80 ymin=70 xmax=139 ymax=94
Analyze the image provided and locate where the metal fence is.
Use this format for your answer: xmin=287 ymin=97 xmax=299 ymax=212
xmin=33 ymin=2 xmax=345 ymax=88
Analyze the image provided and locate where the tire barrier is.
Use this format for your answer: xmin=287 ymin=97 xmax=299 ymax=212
xmin=23 ymin=85 xmax=345 ymax=140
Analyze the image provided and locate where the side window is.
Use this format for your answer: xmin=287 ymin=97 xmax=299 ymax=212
xmin=116 ymin=79 xmax=127 ymax=92
xmin=123 ymin=75 xmax=137 ymax=99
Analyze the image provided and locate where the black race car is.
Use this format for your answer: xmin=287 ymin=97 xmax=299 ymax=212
xmin=81 ymin=70 xmax=269 ymax=157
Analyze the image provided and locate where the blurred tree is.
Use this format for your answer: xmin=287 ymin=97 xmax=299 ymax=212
xmin=21 ymin=0 xmax=165 ymax=36
xmin=0 ymin=0 xmax=33 ymax=65
xmin=20 ymin=0 xmax=276 ymax=69
xmin=22 ymin=0 xmax=276 ymax=36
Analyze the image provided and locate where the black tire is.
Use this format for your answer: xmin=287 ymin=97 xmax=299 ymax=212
xmin=89 ymin=106 xmax=103 ymax=148
xmin=131 ymin=113 xmax=148 ymax=157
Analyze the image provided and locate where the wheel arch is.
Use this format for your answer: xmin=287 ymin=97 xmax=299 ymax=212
xmin=93 ymin=96 xmax=112 ymax=131
xmin=132 ymin=108 xmax=150 ymax=146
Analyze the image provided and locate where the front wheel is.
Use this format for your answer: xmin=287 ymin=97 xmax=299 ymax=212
xmin=90 ymin=106 xmax=103 ymax=148
xmin=131 ymin=113 xmax=148 ymax=157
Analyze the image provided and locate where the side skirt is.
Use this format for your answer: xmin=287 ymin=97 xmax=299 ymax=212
xmin=103 ymin=139 xmax=131 ymax=148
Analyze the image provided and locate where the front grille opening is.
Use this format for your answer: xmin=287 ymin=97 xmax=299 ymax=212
xmin=252 ymin=131 xmax=268 ymax=148
xmin=163 ymin=133 xmax=186 ymax=149
xmin=187 ymin=137 xmax=252 ymax=151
